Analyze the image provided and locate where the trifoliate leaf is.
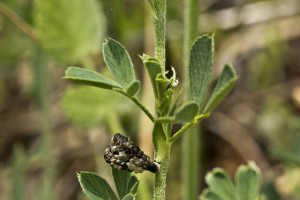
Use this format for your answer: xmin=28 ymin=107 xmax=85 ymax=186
xmin=200 ymin=162 xmax=262 ymax=200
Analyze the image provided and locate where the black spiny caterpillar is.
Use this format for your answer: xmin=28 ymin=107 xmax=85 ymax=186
xmin=104 ymin=133 xmax=160 ymax=173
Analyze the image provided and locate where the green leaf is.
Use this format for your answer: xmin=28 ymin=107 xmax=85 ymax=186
xmin=35 ymin=0 xmax=104 ymax=62
xmin=155 ymin=73 xmax=173 ymax=116
xmin=236 ymin=161 xmax=261 ymax=200
xmin=200 ymin=189 xmax=222 ymax=200
xmin=112 ymin=168 xmax=130 ymax=199
xmin=122 ymin=193 xmax=135 ymax=200
xmin=147 ymin=0 xmax=158 ymax=20
xmin=64 ymin=67 xmax=122 ymax=90
xmin=126 ymin=80 xmax=140 ymax=97
xmin=174 ymin=101 xmax=199 ymax=122
xmin=61 ymin=86 xmax=131 ymax=127
xmin=189 ymin=35 xmax=214 ymax=107
xmin=155 ymin=73 xmax=169 ymax=105
xmin=168 ymin=91 xmax=182 ymax=117
xmin=111 ymin=168 xmax=139 ymax=199
xmin=201 ymin=162 xmax=263 ymax=200
xmin=158 ymin=101 xmax=198 ymax=123
xmin=78 ymin=172 xmax=117 ymax=200
xmin=141 ymin=54 xmax=162 ymax=98
xmin=103 ymin=39 xmax=136 ymax=88
xmin=153 ymin=122 xmax=166 ymax=158
xmin=204 ymin=64 xmax=237 ymax=114
xmin=126 ymin=176 xmax=139 ymax=195
xmin=205 ymin=168 xmax=238 ymax=200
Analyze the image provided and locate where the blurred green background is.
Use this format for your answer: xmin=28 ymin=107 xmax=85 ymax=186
xmin=1 ymin=0 xmax=300 ymax=199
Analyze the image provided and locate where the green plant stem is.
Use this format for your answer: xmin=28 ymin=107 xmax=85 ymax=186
xmin=182 ymin=0 xmax=200 ymax=199
xmin=151 ymin=0 xmax=166 ymax=72
xmin=183 ymin=0 xmax=199 ymax=75
xmin=153 ymin=143 xmax=171 ymax=200
xmin=150 ymin=0 xmax=170 ymax=199
xmin=170 ymin=114 xmax=207 ymax=143
xmin=0 ymin=2 xmax=38 ymax=40
xmin=130 ymin=96 xmax=155 ymax=122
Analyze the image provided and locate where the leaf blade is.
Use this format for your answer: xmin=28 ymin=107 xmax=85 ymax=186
xmin=203 ymin=64 xmax=237 ymax=114
xmin=103 ymin=39 xmax=136 ymax=88
xmin=111 ymin=167 xmax=130 ymax=199
xmin=64 ymin=67 xmax=122 ymax=90
xmin=122 ymin=193 xmax=135 ymax=200
xmin=126 ymin=176 xmax=139 ymax=195
xmin=141 ymin=54 xmax=162 ymax=99
xmin=153 ymin=122 xmax=167 ymax=159
xmin=126 ymin=80 xmax=140 ymax=97
xmin=205 ymin=168 xmax=238 ymax=200
xmin=174 ymin=101 xmax=199 ymax=123
xmin=189 ymin=35 xmax=214 ymax=107
xmin=78 ymin=171 xmax=117 ymax=200
xmin=236 ymin=161 xmax=261 ymax=200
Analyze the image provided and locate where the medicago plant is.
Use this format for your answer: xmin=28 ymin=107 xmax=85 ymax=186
xmin=64 ymin=1 xmax=264 ymax=200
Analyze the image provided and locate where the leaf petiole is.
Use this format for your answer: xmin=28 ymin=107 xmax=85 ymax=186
xmin=169 ymin=113 xmax=209 ymax=143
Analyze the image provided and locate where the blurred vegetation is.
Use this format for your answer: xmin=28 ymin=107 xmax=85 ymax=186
xmin=0 ymin=0 xmax=300 ymax=199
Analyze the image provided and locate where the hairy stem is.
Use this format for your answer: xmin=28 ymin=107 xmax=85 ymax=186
xmin=151 ymin=0 xmax=166 ymax=72
xmin=130 ymin=96 xmax=155 ymax=122
xmin=150 ymin=0 xmax=169 ymax=199
xmin=153 ymin=143 xmax=171 ymax=200
xmin=170 ymin=114 xmax=207 ymax=143
xmin=0 ymin=2 xmax=38 ymax=40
